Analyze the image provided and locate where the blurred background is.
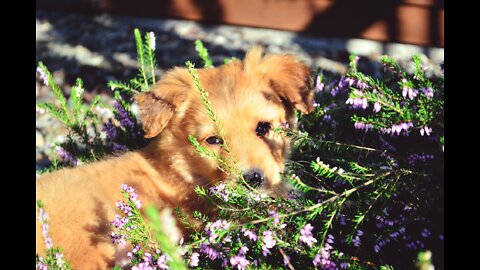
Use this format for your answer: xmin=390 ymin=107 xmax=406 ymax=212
xmin=36 ymin=0 xmax=444 ymax=169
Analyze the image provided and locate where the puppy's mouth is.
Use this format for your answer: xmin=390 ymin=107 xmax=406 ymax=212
xmin=255 ymin=182 xmax=292 ymax=199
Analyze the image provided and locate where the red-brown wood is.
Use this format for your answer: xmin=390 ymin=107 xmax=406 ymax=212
xmin=37 ymin=0 xmax=444 ymax=47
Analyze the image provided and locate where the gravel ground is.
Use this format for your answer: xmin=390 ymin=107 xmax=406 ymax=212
xmin=36 ymin=8 xmax=444 ymax=170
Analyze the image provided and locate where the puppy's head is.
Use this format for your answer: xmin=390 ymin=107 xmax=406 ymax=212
xmin=135 ymin=47 xmax=314 ymax=194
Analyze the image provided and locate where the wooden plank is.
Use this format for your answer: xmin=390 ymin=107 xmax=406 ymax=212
xmin=37 ymin=0 xmax=444 ymax=47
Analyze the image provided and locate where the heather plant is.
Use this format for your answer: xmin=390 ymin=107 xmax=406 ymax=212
xmin=36 ymin=30 xmax=443 ymax=269
xmin=36 ymin=200 xmax=73 ymax=270
xmin=36 ymin=29 xmax=153 ymax=170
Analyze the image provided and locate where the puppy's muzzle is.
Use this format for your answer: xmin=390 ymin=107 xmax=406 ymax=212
xmin=243 ymin=168 xmax=264 ymax=187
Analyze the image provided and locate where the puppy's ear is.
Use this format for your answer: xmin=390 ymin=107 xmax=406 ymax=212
xmin=135 ymin=69 xmax=189 ymax=138
xmin=245 ymin=47 xmax=314 ymax=114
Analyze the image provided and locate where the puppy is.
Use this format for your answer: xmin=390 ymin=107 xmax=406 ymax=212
xmin=36 ymin=46 xmax=314 ymax=269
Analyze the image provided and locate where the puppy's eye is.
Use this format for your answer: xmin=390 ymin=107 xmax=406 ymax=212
xmin=256 ymin=121 xmax=271 ymax=137
xmin=206 ymin=136 xmax=223 ymax=145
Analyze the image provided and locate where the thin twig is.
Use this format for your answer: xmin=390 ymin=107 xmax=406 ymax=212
xmin=278 ymin=247 xmax=296 ymax=270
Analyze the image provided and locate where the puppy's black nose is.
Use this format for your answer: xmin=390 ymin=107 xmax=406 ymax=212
xmin=243 ymin=169 xmax=265 ymax=187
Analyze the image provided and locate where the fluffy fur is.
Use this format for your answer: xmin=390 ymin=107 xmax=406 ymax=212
xmin=36 ymin=47 xmax=314 ymax=269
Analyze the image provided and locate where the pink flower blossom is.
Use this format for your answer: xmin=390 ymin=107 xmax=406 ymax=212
xmin=316 ymin=75 xmax=324 ymax=92
xmin=261 ymin=230 xmax=276 ymax=256
xmin=299 ymin=223 xmax=318 ymax=247
xmin=189 ymin=252 xmax=199 ymax=267
xmin=420 ymin=125 xmax=432 ymax=136
xmin=230 ymin=254 xmax=250 ymax=270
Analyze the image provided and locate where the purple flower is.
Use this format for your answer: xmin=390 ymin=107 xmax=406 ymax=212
xmin=209 ymin=182 xmax=230 ymax=202
xmin=156 ymin=255 xmax=170 ymax=269
xmin=390 ymin=231 xmax=400 ymax=239
xmin=102 ymin=121 xmax=127 ymax=154
xmin=205 ymin=219 xmax=230 ymax=242
xmin=422 ymin=87 xmax=434 ymax=99
xmin=121 ymin=184 xmax=142 ymax=208
xmin=200 ymin=244 xmax=219 ymax=260
xmin=112 ymin=214 xmax=129 ymax=228
xmin=313 ymin=244 xmax=336 ymax=269
xmin=391 ymin=124 xmax=401 ymax=135
xmin=55 ymin=146 xmax=80 ymax=166
xmin=338 ymin=76 xmax=346 ymax=89
xmin=391 ymin=122 xmax=413 ymax=135
xmin=36 ymin=257 xmax=49 ymax=270
xmin=269 ymin=210 xmax=280 ymax=224
xmin=408 ymin=153 xmax=434 ymax=166
xmin=230 ymin=254 xmax=250 ymax=270
xmin=112 ymin=143 xmax=129 ymax=153
xmin=356 ymin=79 xmax=367 ymax=90
xmin=42 ymin=223 xmax=50 ymax=238
xmin=114 ymin=101 xmax=135 ymax=129
xmin=352 ymin=235 xmax=362 ymax=247
xmin=420 ymin=125 xmax=432 ymax=136
xmin=45 ymin=237 xmax=53 ymax=249
xmin=102 ymin=121 xmax=118 ymax=139
xmin=132 ymin=262 xmax=155 ymax=270
xmin=402 ymin=86 xmax=409 ymax=98
xmin=326 ymin=234 xmax=335 ymax=244
xmin=421 ymin=228 xmax=431 ymax=238
xmin=373 ymin=102 xmax=382 ymax=113
xmin=239 ymin=246 xmax=249 ymax=255
xmin=116 ymin=201 xmax=133 ymax=216
xmin=361 ymin=98 xmax=368 ymax=109
xmin=37 ymin=66 xmax=49 ymax=86
xmin=346 ymin=77 xmax=355 ymax=86
xmin=262 ymin=231 xmax=276 ymax=248
xmin=261 ymin=230 xmax=276 ymax=256
xmin=313 ymin=254 xmax=321 ymax=266
xmin=110 ymin=232 xmax=127 ymax=245
xmin=189 ymin=252 xmax=200 ymax=267
xmin=299 ymin=223 xmax=318 ymax=247
xmin=242 ymin=228 xmax=258 ymax=241
xmin=354 ymin=122 xmax=374 ymax=132
xmin=316 ymin=75 xmax=324 ymax=92
xmin=210 ymin=219 xmax=231 ymax=230
xmin=380 ymin=127 xmax=392 ymax=134
xmin=408 ymin=88 xmax=418 ymax=100
xmin=354 ymin=122 xmax=365 ymax=130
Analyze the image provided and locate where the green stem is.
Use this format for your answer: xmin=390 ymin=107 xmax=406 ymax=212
xmin=244 ymin=171 xmax=393 ymax=226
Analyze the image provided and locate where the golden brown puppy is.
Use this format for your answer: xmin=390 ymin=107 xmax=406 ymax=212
xmin=36 ymin=46 xmax=314 ymax=269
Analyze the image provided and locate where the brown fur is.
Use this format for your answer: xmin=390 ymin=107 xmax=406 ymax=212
xmin=36 ymin=47 xmax=314 ymax=269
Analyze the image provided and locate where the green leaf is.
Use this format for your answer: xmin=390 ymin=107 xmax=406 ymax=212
xmin=36 ymin=102 xmax=68 ymax=124
xmin=108 ymin=81 xmax=140 ymax=95
xmin=195 ymin=40 xmax=213 ymax=68
xmin=145 ymin=206 xmax=187 ymax=270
